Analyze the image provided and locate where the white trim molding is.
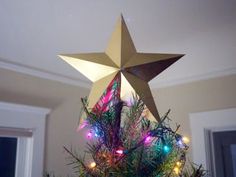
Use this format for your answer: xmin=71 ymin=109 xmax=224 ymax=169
xmin=151 ymin=67 xmax=236 ymax=89
xmin=0 ymin=57 xmax=91 ymax=88
xmin=1 ymin=57 xmax=236 ymax=89
xmin=0 ymin=101 xmax=50 ymax=177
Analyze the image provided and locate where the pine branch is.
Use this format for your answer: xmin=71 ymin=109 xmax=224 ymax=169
xmin=63 ymin=146 xmax=97 ymax=177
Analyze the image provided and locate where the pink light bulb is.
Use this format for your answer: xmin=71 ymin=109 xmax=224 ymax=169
xmin=77 ymin=121 xmax=88 ymax=132
xmin=116 ymin=149 xmax=124 ymax=155
xmin=87 ymin=131 xmax=92 ymax=139
xmin=80 ymin=123 xmax=87 ymax=129
xmin=145 ymin=136 xmax=152 ymax=143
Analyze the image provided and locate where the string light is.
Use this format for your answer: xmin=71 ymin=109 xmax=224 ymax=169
xmin=94 ymin=127 xmax=100 ymax=137
xmin=177 ymin=140 xmax=183 ymax=146
xmin=76 ymin=121 xmax=88 ymax=132
xmin=173 ymin=166 xmax=180 ymax=174
xmin=90 ymin=162 xmax=96 ymax=168
xmin=116 ymin=149 xmax=124 ymax=155
xmin=144 ymin=136 xmax=152 ymax=144
xmin=87 ymin=131 xmax=92 ymax=139
xmin=182 ymin=136 xmax=190 ymax=144
xmin=176 ymin=161 xmax=181 ymax=167
xmin=163 ymin=145 xmax=170 ymax=153
xmin=177 ymin=136 xmax=190 ymax=148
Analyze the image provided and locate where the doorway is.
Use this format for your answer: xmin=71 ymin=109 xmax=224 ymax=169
xmin=0 ymin=102 xmax=50 ymax=177
xmin=190 ymin=108 xmax=236 ymax=177
xmin=0 ymin=137 xmax=17 ymax=177
xmin=211 ymin=131 xmax=236 ymax=177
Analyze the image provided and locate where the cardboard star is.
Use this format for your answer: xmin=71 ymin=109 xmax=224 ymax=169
xmin=59 ymin=15 xmax=184 ymax=122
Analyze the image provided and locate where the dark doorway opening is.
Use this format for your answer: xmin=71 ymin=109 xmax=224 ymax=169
xmin=213 ymin=131 xmax=236 ymax=177
xmin=0 ymin=137 xmax=17 ymax=177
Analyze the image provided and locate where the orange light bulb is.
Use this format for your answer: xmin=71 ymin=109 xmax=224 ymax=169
xmin=90 ymin=162 xmax=96 ymax=168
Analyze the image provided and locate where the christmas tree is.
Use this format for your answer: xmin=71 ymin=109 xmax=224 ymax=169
xmin=45 ymin=96 xmax=205 ymax=176
xmin=62 ymin=76 xmax=205 ymax=177
xmin=55 ymin=15 xmax=206 ymax=177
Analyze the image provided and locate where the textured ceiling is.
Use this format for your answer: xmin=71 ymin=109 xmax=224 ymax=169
xmin=0 ymin=0 xmax=236 ymax=88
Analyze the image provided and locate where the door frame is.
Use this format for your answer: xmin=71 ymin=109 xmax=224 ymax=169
xmin=0 ymin=102 xmax=50 ymax=177
xmin=189 ymin=108 xmax=236 ymax=176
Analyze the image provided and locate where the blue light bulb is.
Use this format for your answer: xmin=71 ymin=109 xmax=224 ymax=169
xmin=163 ymin=145 xmax=170 ymax=153
xmin=177 ymin=140 xmax=184 ymax=148
xmin=94 ymin=127 xmax=100 ymax=137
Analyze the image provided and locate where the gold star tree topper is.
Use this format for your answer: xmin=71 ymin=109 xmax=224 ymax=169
xmin=59 ymin=15 xmax=184 ymax=122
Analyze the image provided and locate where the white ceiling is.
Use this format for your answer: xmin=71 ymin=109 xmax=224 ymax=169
xmin=0 ymin=0 xmax=236 ymax=88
